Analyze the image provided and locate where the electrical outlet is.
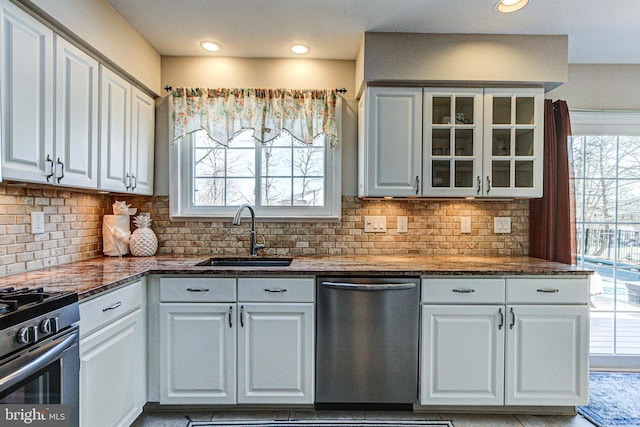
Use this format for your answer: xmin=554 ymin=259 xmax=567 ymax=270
xmin=364 ymin=216 xmax=387 ymax=233
xmin=397 ymin=216 xmax=408 ymax=233
xmin=461 ymin=217 xmax=471 ymax=234
xmin=31 ymin=211 xmax=45 ymax=234
xmin=494 ymin=217 xmax=511 ymax=234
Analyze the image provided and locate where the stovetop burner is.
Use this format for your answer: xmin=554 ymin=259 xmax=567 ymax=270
xmin=0 ymin=286 xmax=78 ymax=332
xmin=0 ymin=287 xmax=49 ymax=312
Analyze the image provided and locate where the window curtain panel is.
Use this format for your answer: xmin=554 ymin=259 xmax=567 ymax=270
xmin=529 ymin=99 xmax=577 ymax=265
xmin=170 ymin=87 xmax=338 ymax=147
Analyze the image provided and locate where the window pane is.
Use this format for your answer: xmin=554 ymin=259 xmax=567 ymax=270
xmin=227 ymin=148 xmax=255 ymax=177
xmin=194 ymin=178 xmax=225 ymax=206
xmin=492 ymin=129 xmax=511 ymax=156
xmin=582 ymin=178 xmax=616 ymax=222
xmin=616 ymin=312 xmax=640 ymax=354
xmin=294 ymin=146 xmax=324 ymax=177
xmin=584 ymin=136 xmax=617 ymax=178
xmin=194 ymin=147 xmax=225 ymax=177
xmin=293 ymin=177 xmax=324 ymax=206
xmin=262 ymin=177 xmax=291 ymax=206
xmin=492 ymin=97 xmax=511 ymax=124
xmin=573 ymin=136 xmax=585 ymax=179
xmin=618 ymin=180 xmax=640 ymax=222
xmin=262 ymin=147 xmax=292 ymax=176
xmin=230 ymin=129 xmax=258 ymax=147
xmin=226 ymin=178 xmax=255 ymax=205
xmin=433 ymin=96 xmax=451 ymax=124
xmin=618 ymin=136 xmax=640 ymax=178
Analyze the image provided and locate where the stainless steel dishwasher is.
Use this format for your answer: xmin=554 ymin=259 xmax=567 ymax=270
xmin=315 ymin=276 xmax=420 ymax=406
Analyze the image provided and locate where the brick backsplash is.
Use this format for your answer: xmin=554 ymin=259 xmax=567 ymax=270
xmin=124 ymin=195 xmax=530 ymax=258
xmin=0 ymin=183 xmax=111 ymax=276
xmin=0 ymin=184 xmax=529 ymax=277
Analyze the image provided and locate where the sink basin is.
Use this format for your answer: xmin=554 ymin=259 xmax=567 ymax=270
xmin=195 ymin=257 xmax=293 ymax=267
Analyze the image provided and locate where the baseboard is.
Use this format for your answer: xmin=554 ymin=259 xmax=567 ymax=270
xmin=413 ymin=404 xmax=576 ymax=416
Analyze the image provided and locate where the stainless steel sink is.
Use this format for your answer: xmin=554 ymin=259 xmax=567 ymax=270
xmin=195 ymin=257 xmax=293 ymax=267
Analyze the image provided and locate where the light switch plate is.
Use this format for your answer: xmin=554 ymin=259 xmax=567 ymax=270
xmin=461 ymin=217 xmax=471 ymax=234
xmin=397 ymin=216 xmax=408 ymax=233
xmin=494 ymin=217 xmax=511 ymax=234
xmin=31 ymin=211 xmax=45 ymax=234
xmin=364 ymin=216 xmax=387 ymax=233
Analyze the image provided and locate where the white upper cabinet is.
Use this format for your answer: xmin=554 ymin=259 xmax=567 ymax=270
xmin=359 ymin=86 xmax=544 ymax=198
xmin=0 ymin=0 xmax=54 ymax=183
xmin=99 ymin=66 xmax=154 ymax=195
xmin=54 ymin=36 xmax=99 ymax=188
xmin=482 ymin=88 xmax=544 ymax=198
xmin=358 ymin=87 xmax=422 ymax=197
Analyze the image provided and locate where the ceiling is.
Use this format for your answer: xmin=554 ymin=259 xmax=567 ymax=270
xmin=107 ymin=0 xmax=640 ymax=64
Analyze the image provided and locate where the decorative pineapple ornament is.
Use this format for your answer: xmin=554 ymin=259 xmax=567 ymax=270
xmin=129 ymin=213 xmax=158 ymax=257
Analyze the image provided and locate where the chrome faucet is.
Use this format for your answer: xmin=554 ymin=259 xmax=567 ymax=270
xmin=232 ymin=204 xmax=265 ymax=256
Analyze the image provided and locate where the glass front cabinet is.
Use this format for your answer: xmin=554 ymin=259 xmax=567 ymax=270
xmin=482 ymin=88 xmax=544 ymax=198
xmin=423 ymin=89 xmax=484 ymax=197
xmin=423 ymin=87 xmax=543 ymax=198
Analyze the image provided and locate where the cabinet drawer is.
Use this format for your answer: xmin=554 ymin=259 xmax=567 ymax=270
xmin=160 ymin=277 xmax=236 ymax=302
xmin=238 ymin=277 xmax=314 ymax=302
xmin=80 ymin=280 xmax=144 ymax=338
xmin=506 ymin=277 xmax=589 ymax=304
xmin=421 ymin=278 xmax=505 ymax=304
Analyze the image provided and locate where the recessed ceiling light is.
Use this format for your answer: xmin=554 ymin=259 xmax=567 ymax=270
xmin=495 ymin=0 xmax=529 ymax=13
xmin=290 ymin=44 xmax=310 ymax=55
xmin=200 ymin=41 xmax=222 ymax=52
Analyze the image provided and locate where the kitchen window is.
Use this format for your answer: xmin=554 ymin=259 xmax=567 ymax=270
xmin=170 ymin=128 xmax=341 ymax=220
xmin=571 ymin=110 xmax=640 ymax=369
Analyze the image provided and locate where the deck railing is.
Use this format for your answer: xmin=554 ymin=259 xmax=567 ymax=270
xmin=578 ymin=227 xmax=640 ymax=263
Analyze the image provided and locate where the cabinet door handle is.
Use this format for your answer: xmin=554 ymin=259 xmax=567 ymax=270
xmin=415 ymin=176 xmax=420 ymax=195
xmin=509 ymin=307 xmax=515 ymax=329
xmin=131 ymin=174 xmax=137 ymax=190
xmin=125 ymin=173 xmax=131 ymax=190
xmin=498 ymin=308 xmax=504 ymax=330
xmin=186 ymin=288 xmax=210 ymax=292
xmin=264 ymin=288 xmax=287 ymax=293
xmin=102 ymin=301 xmax=122 ymax=312
xmin=56 ymin=158 xmax=64 ymax=183
xmin=486 ymin=176 xmax=492 ymax=195
xmin=536 ymin=288 xmax=559 ymax=293
xmin=452 ymin=288 xmax=475 ymax=293
xmin=228 ymin=306 xmax=233 ymax=328
xmin=46 ymin=155 xmax=55 ymax=182
xmin=477 ymin=175 xmax=482 ymax=195
xmin=240 ymin=305 xmax=245 ymax=328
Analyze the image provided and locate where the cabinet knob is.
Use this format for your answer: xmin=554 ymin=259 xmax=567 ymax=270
xmin=125 ymin=173 xmax=131 ymax=190
xmin=486 ymin=176 xmax=492 ymax=195
xmin=415 ymin=176 xmax=420 ymax=195
xmin=477 ymin=176 xmax=482 ymax=195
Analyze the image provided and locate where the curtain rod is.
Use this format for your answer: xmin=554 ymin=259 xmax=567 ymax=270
xmin=164 ymin=86 xmax=347 ymax=94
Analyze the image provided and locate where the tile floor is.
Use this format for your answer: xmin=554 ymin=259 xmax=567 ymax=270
xmin=132 ymin=409 xmax=596 ymax=427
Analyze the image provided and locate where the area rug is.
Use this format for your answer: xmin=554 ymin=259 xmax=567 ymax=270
xmin=578 ymin=372 xmax=640 ymax=427
xmin=187 ymin=420 xmax=454 ymax=427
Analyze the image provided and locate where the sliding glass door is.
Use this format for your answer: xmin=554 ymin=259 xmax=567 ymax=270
xmin=572 ymin=111 xmax=640 ymax=369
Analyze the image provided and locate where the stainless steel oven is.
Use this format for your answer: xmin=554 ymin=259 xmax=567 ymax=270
xmin=0 ymin=287 xmax=80 ymax=427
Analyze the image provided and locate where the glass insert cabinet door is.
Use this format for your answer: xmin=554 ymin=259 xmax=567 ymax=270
xmin=482 ymin=88 xmax=544 ymax=198
xmin=423 ymin=88 xmax=484 ymax=196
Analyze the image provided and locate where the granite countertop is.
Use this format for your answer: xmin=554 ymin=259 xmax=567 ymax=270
xmin=0 ymin=255 xmax=592 ymax=301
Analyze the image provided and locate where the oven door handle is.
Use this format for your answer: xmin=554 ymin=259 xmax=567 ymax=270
xmin=0 ymin=328 xmax=78 ymax=394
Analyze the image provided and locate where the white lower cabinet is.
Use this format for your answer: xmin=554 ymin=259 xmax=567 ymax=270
xmin=159 ymin=303 xmax=236 ymax=404
xmin=420 ymin=276 xmax=589 ymax=407
xmin=79 ymin=280 xmax=146 ymax=427
xmin=421 ymin=304 xmax=505 ymax=405
xmin=505 ymin=304 xmax=589 ymax=405
xmin=238 ymin=303 xmax=314 ymax=404
xmin=157 ymin=276 xmax=315 ymax=405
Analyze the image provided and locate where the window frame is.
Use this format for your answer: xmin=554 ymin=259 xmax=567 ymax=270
xmin=169 ymin=101 xmax=342 ymax=221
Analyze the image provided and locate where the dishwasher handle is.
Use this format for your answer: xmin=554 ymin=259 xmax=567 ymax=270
xmin=321 ymin=281 xmax=416 ymax=291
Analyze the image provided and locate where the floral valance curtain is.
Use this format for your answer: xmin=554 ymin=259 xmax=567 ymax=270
xmin=170 ymin=87 xmax=339 ymax=148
